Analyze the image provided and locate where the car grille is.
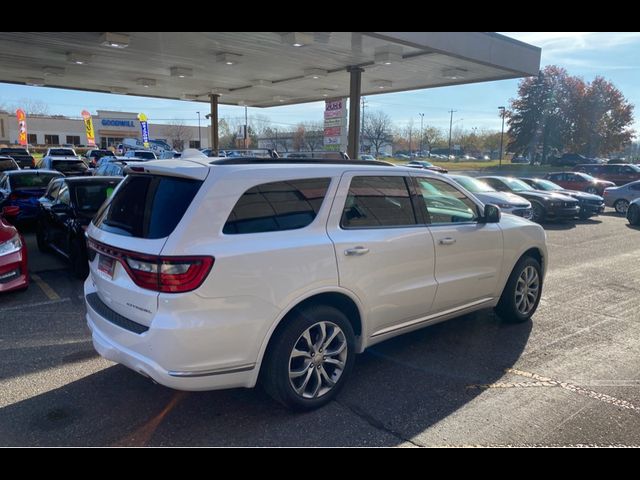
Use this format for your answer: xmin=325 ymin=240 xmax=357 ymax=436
xmin=86 ymin=292 xmax=149 ymax=334
xmin=565 ymin=202 xmax=577 ymax=207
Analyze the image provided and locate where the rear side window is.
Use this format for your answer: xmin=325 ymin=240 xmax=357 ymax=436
xmin=94 ymin=175 xmax=202 ymax=239
xmin=223 ymin=178 xmax=331 ymax=234
xmin=341 ymin=176 xmax=417 ymax=228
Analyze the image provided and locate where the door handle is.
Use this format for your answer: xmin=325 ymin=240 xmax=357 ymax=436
xmin=439 ymin=237 xmax=456 ymax=245
xmin=344 ymin=246 xmax=370 ymax=256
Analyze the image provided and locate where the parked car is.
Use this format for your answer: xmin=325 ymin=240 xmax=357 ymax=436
xmin=39 ymin=147 xmax=79 ymax=166
xmin=405 ymin=160 xmax=448 ymax=174
xmin=358 ymin=154 xmax=376 ymax=161
xmin=37 ymin=176 xmax=122 ymax=278
xmin=575 ymin=163 xmax=640 ymax=186
xmin=93 ymin=160 xmax=128 ymax=177
xmin=447 ymin=174 xmax=532 ymax=219
xmin=627 ymin=198 xmax=640 ymax=226
xmin=0 ymin=205 xmax=28 ymax=293
xmin=0 ymin=147 xmax=35 ymax=169
xmin=123 ymin=150 xmax=158 ymax=161
xmin=0 ymin=170 xmax=64 ymax=223
xmin=0 ymin=156 xmax=20 ymax=173
xmin=519 ymin=177 xmax=604 ymax=219
xmin=84 ymin=149 xmax=116 ymax=168
xmin=479 ymin=176 xmax=579 ymax=223
xmin=85 ymin=158 xmax=547 ymax=410
xmin=549 ymin=153 xmax=593 ymax=167
xmin=39 ymin=156 xmax=91 ymax=176
xmin=511 ymin=156 xmax=530 ymax=165
xmin=602 ymin=180 xmax=640 ymax=214
xmin=544 ymin=172 xmax=615 ymax=195
xmin=394 ymin=153 xmax=410 ymax=159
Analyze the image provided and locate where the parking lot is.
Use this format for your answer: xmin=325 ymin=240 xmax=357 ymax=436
xmin=1 ymin=212 xmax=639 ymax=446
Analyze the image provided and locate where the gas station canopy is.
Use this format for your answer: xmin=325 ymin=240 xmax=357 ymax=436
xmin=0 ymin=32 xmax=540 ymax=108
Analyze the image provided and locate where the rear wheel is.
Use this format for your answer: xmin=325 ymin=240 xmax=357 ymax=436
xmin=495 ymin=256 xmax=542 ymax=323
xmin=614 ymin=199 xmax=629 ymax=215
xmin=627 ymin=204 xmax=640 ymax=226
xmin=261 ymin=305 xmax=355 ymax=411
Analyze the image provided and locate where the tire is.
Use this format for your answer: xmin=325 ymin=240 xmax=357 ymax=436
xmin=36 ymin=223 xmax=52 ymax=253
xmin=70 ymin=239 xmax=89 ymax=279
xmin=628 ymin=204 xmax=640 ymax=226
xmin=531 ymin=202 xmax=546 ymax=223
xmin=495 ymin=256 xmax=543 ymax=323
xmin=614 ymin=199 xmax=630 ymax=215
xmin=585 ymin=186 xmax=598 ymax=194
xmin=261 ymin=305 xmax=356 ymax=411
xmin=578 ymin=210 xmax=591 ymax=220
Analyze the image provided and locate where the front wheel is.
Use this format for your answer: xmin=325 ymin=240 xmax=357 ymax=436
xmin=531 ymin=202 xmax=546 ymax=223
xmin=627 ymin=204 xmax=640 ymax=226
xmin=495 ymin=256 xmax=543 ymax=323
xmin=261 ymin=305 xmax=355 ymax=411
xmin=614 ymin=199 xmax=630 ymax=215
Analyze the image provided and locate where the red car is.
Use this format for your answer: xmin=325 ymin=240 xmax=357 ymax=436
xmin=544 ymin=172 xmax=615 ymax=196
xmin=0 ymin=206 xmax=28 ymax=293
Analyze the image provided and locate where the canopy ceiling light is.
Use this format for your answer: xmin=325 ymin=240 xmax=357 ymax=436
xmin=216 ymin=53 xmax=242 ymax=65
xmin=42 ymin=66 xmax=65 ymax=76
xmin=67 ymin=52 xmax=93 ymax=65
xmin=273 ymin=95 xmax=289 ymax=103
xmin=317 ymin=88 xmax=335 ymax=97
xmin=374 ymin=45 xmax=403 ymax=65
xmin=281 ymin=32 xmax=313 ymax=47
xmin=442 ymin=67 xmax=468 ymax=80
xmin=136 ymin=78 xmax=156 ymax=88
xmin=371 ymin=79 xmax=393 ymax=90
xmin=100 ymin=32 xmax=130 ymax=49
xmin=170 ymin=67 xmax=193 ymax=78
xmin=304 ymin=68 xmax=327 ymax=79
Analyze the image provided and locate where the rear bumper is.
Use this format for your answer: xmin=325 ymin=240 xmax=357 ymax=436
xmin=84 ymin=277 xmax=279 ymax=391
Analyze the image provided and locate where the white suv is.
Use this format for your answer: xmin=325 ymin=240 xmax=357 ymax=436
xmin=84 ymin=156 xmax=547 ymax=410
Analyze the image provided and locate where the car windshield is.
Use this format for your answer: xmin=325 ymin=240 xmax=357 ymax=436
xmin=49 ymin=148 xmax=76 ymax=156
xmin=0 ymin=159 xmax=18 ymax=171
xmin=9 ymin=173 xmax=61 ymax=189
xmin=451 ymin=176 xmax=495 ymax=193
xmin=1 ymin=148 xmax=29 ymax=155
xmin=531 ymin=179 xmax=562 ymax=191
xmin=626 ymin=164 xmax=640 ymax=172
xmin=52 ymin=160 xmax=88 ymax=173
xmin=74 ymin=181 xmax=121 ymax=214
xmin=501 ymin=177 xmax=534 ymax=192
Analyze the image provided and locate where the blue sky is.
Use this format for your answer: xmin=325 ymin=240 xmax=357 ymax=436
xmin=1 ymin=32 xmax=639 ymax=135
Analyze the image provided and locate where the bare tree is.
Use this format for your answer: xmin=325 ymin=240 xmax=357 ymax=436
xmin=363 ymin=111 xmax=394 ymax=156
xmin=162 ymin=120 xmax=190 ymax=150
xmin=16 ymin=98 xmax=50 ymax=116
xmin=302 ymin=121 xmax=324 ymax=152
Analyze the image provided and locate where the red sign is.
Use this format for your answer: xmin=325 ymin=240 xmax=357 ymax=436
xmin=16 ymin=109 xmax=27 ymax=146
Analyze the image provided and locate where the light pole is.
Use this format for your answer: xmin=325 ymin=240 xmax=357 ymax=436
xmin=498 ymin=106 xmax=505 ymax=167
xmin=196 ymin=111 xmax=201 ymax=148
xmin=448 ymin=110 xmax=456 ymax=159
xmin=418 ymin=112 xmax=424 ymax=155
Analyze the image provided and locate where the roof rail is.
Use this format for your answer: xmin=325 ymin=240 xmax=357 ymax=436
xmin=209 ymin=157 xmax=394 ymax=167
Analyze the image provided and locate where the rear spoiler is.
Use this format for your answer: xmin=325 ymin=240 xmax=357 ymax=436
xmin=123 ymin=160 xmax=210 ymax=181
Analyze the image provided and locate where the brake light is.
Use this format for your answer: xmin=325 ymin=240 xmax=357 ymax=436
xmin=88 ymin=238 xmax=213 ymax=293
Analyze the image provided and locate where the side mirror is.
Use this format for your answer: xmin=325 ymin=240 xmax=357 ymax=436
xmin=2 ymin=205 xmax=20 ymax=218
xmin=481 ymin=204 xmax=501 ymax=223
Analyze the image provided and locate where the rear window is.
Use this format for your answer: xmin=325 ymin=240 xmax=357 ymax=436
xmin=52 ymin=160 xmax=88 ymax=173
xmin=49 ymin=149 xmax=76 ymax=156
xmin=223 ymin=178 xmax=331 ymax=234
xmin=1 ymin=148 xmax=29 ymax=155
xmin=94 ymin=175 xmax=203 ymax=238
xmin=9 ymin=173 xmax=61 ymax=189
xmin=74 ymin=181 xmax=121 ymax=214
xmin=0 ymin=159 xmax=18 ymax=171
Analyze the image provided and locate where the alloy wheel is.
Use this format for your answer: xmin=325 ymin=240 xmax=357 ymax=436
xmin=514 ymin=265 xmax=540 ymax=316
xmin=615 ymin=199 xmax=629 ymax=214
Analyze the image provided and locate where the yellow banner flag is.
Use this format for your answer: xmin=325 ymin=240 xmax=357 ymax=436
xmin=81 ymin=110 xmax=96 ymax=147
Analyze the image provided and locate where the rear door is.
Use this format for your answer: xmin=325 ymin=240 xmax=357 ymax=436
xmin=327 ymin=172 xmax=437 ymax=338
xmin=87 ymin=168 xmax=207 ymax=326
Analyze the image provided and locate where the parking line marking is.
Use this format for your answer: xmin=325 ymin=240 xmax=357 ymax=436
xmin=1 ymin=297 xmax=70 ymax=312
xmin=30 ymin=274 xmax=61 ymax=300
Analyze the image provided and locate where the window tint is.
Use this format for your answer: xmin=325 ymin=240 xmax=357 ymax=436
xmin=341 ymin=176 xmax=416 ymax=228
xmin=57 ymin=185 xmax=70 ymax=205
xmin=415 ymin=177 xmax=478 ymax=224
xmin=74 ymin=181 xmax=120 ymax=213
xmin=223 ymin=178 xmax=330 ymax=234
xmin=94 ymin=175 xmax=202 ymax=239
xmin=9 ymin=173 xmax=61 ymax=189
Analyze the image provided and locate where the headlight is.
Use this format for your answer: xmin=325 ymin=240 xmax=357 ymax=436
xmin=496 ymin=203 xmax=513 ymax=208
xmin=0 ymin=234 xmax=22 ymax=257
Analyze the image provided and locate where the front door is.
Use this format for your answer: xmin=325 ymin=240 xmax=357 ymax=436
xmin=411 ymin=174 xmax=503 ymax=312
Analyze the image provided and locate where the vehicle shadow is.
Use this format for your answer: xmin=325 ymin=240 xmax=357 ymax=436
xmin=0 ymin=309 xmax=531 ymax=446
xmin=541 ymin=220 xmax=576 ymax=231
xmin=625 ymin=223 xmax=639 ymax=230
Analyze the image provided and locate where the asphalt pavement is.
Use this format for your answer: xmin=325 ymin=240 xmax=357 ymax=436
xmin=1 ymin=213 xmax=639 ymax=446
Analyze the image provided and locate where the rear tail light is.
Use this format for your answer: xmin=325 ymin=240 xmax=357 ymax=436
xmin=88 ymin=238 xmax=213 ymax=293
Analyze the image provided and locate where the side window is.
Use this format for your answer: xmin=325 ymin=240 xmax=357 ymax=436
xmin=57 ymin=185 xmax=70 ymax=206
xmin=223 ymin=178 xmax=331 ymax=234
xmin=483 ymin=178 xmax=507 ymax=191
xmin=340 ymin=176 xmax=417 ymax=229
xmin=415 ymin=177 xmax=479 ymax=225
xmin=566 ymin=174 xmax=577 ymax=182
xmin=45 ymin=180 xmax=61 ymax=200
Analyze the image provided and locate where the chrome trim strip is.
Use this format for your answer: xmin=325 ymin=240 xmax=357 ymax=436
xmin=371 ymin=297 xmax=494 ymax=338
xmin=168 ymin=364 xmax=256 ymax=378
